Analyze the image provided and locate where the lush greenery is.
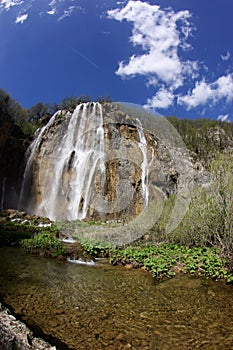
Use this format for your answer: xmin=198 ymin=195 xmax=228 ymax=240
xmin=80 ymin=239 xmax=113 ymax=257
xmin=21 ymin=233 xmax=65 ymax=257
xmin=0 ymin=215 xmax=59 ymax=245
xmin=78 ymin=151 xmax=233 ymax=283
xmin=0 ymin=220 xmax=34 ymax=245
xmin=109 ymin=243 xmax=233 ymax=283
xmin=167 ymin=116 xmax=233 ymax=164
xmin=150 ymin=151 xmax=233 ymax=262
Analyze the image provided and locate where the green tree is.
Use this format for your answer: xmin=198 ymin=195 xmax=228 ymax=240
xmin=0 ymin=88 xmax=29 ymax=130
xmin=28 ymin=102 xmax=50 ymax=122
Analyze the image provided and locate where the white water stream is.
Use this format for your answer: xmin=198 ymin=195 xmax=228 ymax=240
xmin=38 ymin=102 xmax=105 ymax=220
xmin=19 ymin=110 xmax=61 ymax=209
xmin=136 ymin=118 xmax=149 ymax=206
xmin=19 ymin=103 xmax=150 ymax=221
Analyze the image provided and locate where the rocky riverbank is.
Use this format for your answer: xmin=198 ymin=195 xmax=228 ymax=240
xmin=0 ymin=303 xmax=56 ymax=350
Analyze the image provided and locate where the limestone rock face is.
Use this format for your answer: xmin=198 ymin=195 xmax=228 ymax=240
xmin=19 ymin=104 xmax=158 ymax=221
xmin=5 ymin=102 xmax=195 ymax=222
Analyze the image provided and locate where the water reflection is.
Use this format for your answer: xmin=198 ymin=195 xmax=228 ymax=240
xmin=0 ymin=247 xmax=232 ymax=350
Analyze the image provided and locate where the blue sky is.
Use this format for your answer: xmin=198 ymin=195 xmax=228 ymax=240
xmin=0 ymin=0 xmax=233 ymax=121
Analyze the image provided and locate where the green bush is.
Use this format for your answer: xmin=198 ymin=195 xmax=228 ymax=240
xmin=21 ymin=233 xmax=65 ymax=257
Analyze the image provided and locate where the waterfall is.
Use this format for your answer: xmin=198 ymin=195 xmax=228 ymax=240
xmin=19 ymin=102 xmax=153 ymax=221
xmin=32 ymin=102 xmax=105 ymax=220
xmin=19 ymin=110 xmax=61 ymax=209
xmin=136 ymin=118 xmax=149 ymax=206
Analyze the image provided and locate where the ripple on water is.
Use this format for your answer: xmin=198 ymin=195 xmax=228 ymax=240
xmin=0 ymin=246 xmax=232 ymax=350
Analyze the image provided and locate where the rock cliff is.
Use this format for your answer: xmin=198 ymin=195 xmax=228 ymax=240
xmin=17 ymin=102 xmax=185 ymax=222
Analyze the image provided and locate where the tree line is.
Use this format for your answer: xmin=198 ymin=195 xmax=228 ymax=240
xmin=0 ymin=88 xmax=112 ymax=135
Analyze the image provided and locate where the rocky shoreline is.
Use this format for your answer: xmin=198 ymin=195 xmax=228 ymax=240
xmin=0 ymin=303 xmax=56 ymax=350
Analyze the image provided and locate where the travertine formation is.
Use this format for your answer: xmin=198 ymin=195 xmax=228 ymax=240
xmin=1 ymin=102 xmax=194 ymax=223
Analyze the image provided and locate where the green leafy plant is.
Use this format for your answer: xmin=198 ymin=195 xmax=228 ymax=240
xmin=109 ymin=244 xmax=233 ymax=281
xmin=80 ymin=239 xmax=113 ymax=257
xmin=21 ymin=233 xmax=65 ymax=257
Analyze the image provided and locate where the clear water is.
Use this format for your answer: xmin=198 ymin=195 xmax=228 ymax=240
xmin=0 ymin=246 xmax=232 ymax=350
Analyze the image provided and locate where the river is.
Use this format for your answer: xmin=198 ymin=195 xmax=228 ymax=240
xmin=0 ymin=246 xmax=232 ymax=349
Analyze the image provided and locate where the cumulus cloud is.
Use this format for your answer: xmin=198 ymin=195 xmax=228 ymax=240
xmin=0 ymin=0 xmax=23 ymax=11
xmin=108 ymin=0 xmax=197 ymax=90
xmin=15 ymin=13 xmax=28 ymax=24
xmin=221 ymin=51 xmax=230 ymax=61
xmin=108 ymin=1 xmax=233 ymax=112
xmin=145 ymin=86 xmax=174 ymax=109
xmin=178 ymin=74 xmax=233 ymax=109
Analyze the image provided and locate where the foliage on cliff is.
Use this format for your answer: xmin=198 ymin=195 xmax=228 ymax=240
xmin=167 ymin=116 xmax=233 ymax=164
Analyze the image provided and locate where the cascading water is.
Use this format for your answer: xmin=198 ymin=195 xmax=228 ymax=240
xmin=18 ymin=102 xmax=154 ymax=222
xmin=19 ymin=110 xmax=61 ymax=209
xmin=20 ymin=102 xmax=106 ymax=221
xmin=136 ymin=118 xmax=149 ymax=206
xmin=48 ymin=102 xmax=105 ymax=220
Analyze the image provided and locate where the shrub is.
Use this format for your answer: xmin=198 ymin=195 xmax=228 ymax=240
xmin=169 ymin=151 xmax=233 ymax=256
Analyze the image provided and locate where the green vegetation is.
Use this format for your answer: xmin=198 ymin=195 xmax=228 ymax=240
xmin=151 ymin=152 xmax=233 ymax=260
xmin=110 ymin=244 xmax=233 ymax=283
xmin=0 ymin=221 xmax=34 ymax=245
xmin=80 ymin=239 xmax=113 ymax=257
xmin=76 ymin=151 xmax=233 ymax=283
xmin=0 ymin=214 xmax=59 ymax=246
xmin=167 ymin=116 xmax=233 ymax=164
xmin=21 ymin=233 xmax=65 ymax=257
xmin=0 ymin=88 xmax=114 ymax=137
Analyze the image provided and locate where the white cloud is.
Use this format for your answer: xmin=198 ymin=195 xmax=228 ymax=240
xmin=145 ymin=86 xmax=174 ymax=109
xmin=58 ymin=5 xmax=75 ymax=21
xmin=47 ymin=9 xmax=56 ymax=15
xmin=108 ymin=1 xmax=197 ymax=90
xmin=15 ymin=13 xmax=28 ymax=24
xmin=47 ymin=0 xmax=56 ymax=15
xmin=216 ymin=74 xmax=233 ymax=101
xmin=221 ymin=51 xmax=230 ymax=61
xmin=0 ymin=0 xmax=23 ymax=11
xmin=217 ymin=114 xmax=230 ymax=122
xmin=178 ymin=74 xmax=233 ymax=109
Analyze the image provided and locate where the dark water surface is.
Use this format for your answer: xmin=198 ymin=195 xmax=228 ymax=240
xmin=0 ymin=246 xmax=232 ymax=350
